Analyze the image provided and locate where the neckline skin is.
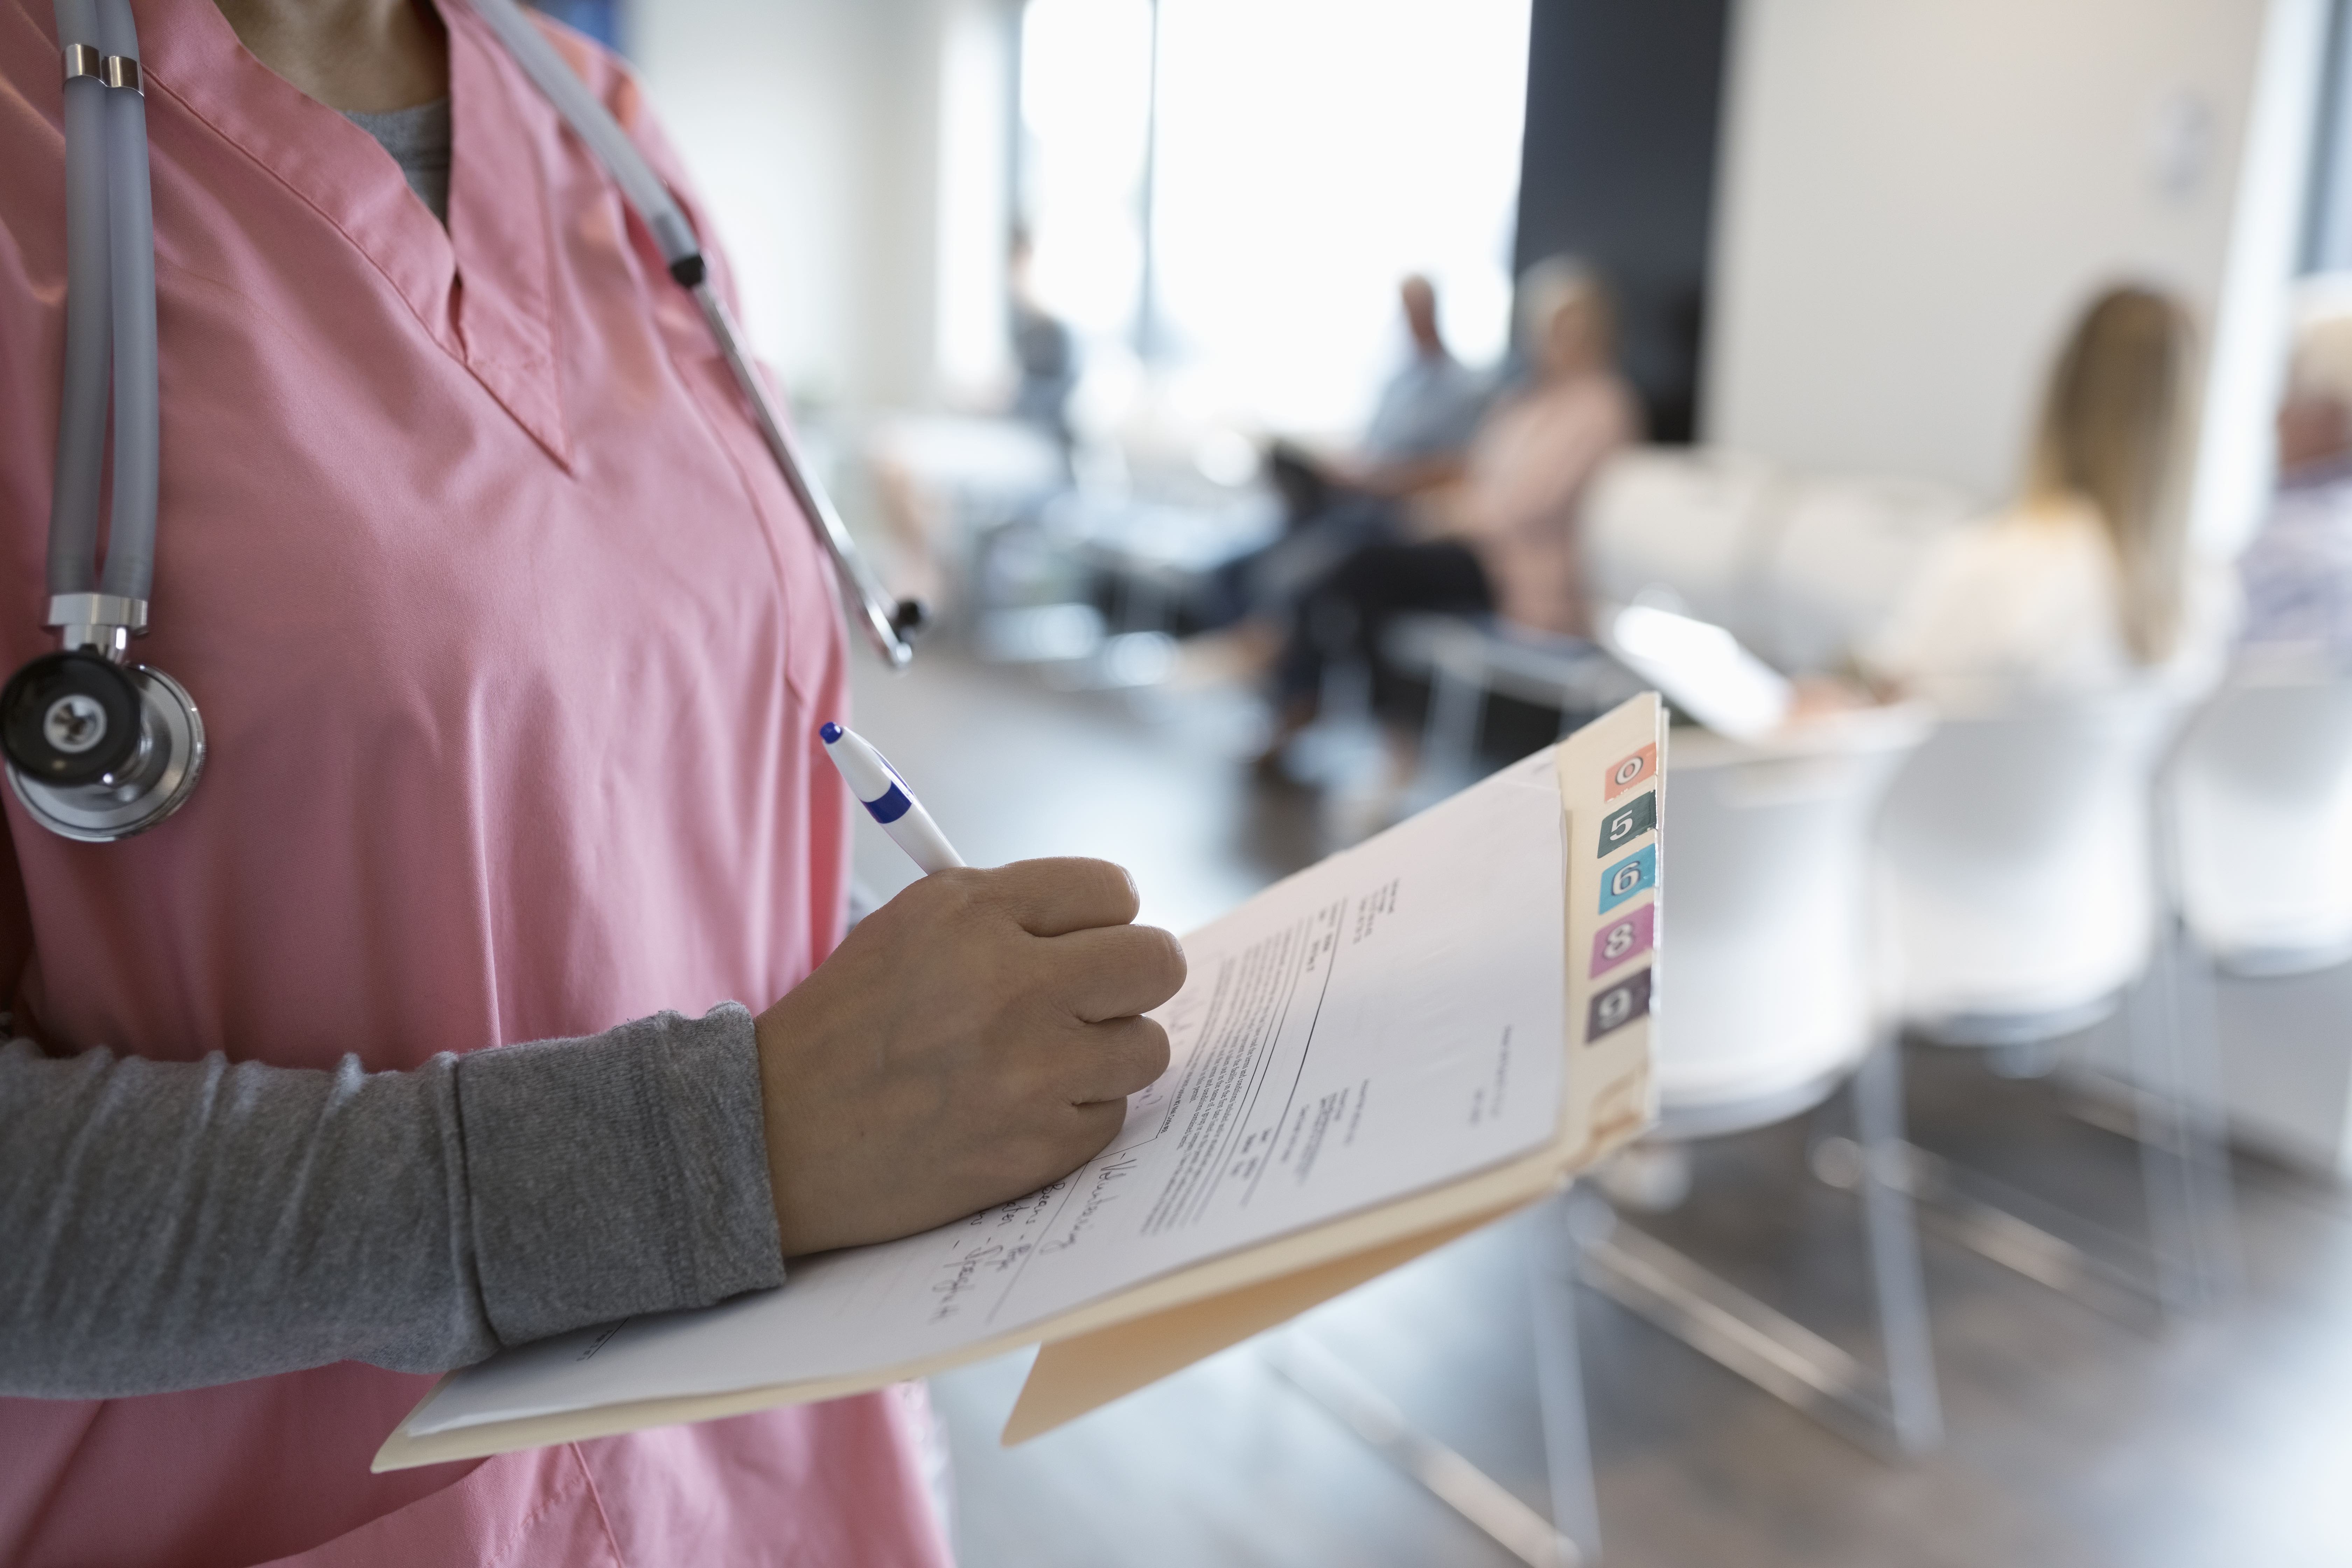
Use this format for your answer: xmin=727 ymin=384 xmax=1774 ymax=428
xmin=209 ymin=0 xmax=448 ymax=114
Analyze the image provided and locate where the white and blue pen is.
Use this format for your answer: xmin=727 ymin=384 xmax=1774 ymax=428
xmin=819 ymin=722 xmax=966 ymax=874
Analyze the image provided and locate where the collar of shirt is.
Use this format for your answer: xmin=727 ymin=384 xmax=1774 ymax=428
xmin=138 ymin=0 xmax=571 ymax=462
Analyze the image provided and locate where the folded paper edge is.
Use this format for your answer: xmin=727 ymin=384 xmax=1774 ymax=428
xmin=1001 ymin=1202 xmax=1521 ymax=1444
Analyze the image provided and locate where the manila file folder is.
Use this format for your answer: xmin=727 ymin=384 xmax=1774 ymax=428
xmin=374 ymin=693 xmax=1665 ymax=1470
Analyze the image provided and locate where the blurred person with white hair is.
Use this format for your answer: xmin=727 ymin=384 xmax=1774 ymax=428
xmin=2235 ymin=284 xmax=2352 ymax=671
xmin=1258 ymin=257 xmax=1640 ymax=770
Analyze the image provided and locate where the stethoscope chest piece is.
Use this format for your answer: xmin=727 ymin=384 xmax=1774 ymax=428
xmin=2 ymin=650 xmax=204 ymax=842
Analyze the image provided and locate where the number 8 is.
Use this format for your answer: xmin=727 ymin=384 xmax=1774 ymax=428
xmin=1603 ymin=922 xmax=1632 ymax=958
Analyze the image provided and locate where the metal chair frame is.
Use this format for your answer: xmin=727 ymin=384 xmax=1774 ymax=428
xmin=1265 ymin=1039 xmax=1942 ymax=1566
xmin=1881 ymin=923 xmax=2243 ymax=1326
xmin=1582 ymin=1040 xmax=1944 ymax=1460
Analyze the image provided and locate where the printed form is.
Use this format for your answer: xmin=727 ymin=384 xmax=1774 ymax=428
xmin=409 ymin=750 xmax=1568 ymax=1437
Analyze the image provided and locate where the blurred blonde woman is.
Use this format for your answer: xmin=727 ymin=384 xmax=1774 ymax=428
xmin=1864 ymin=285 xmax=2233 ymax=708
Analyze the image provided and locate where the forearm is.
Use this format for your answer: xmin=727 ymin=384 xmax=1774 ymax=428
xmin=1349 ymin=451 xmax=1467 ymax=499
xmin=0 ymin=1006 xmax=783 ymax=1399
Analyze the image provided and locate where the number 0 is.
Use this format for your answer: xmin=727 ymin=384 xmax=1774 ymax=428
xmin=1615 ymin=757 xmax=1644 ymax=785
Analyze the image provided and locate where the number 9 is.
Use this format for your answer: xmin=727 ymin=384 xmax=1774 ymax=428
xmin=1597 ymin=989 xmax=1630 ymax=1027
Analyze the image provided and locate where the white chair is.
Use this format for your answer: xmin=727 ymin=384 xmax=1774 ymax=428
xmin=1876 ymin=691 xmax=2185 ymax=1036
xmin=2162 ymin=672 xmax=2352 ymax=1184
xmin=1870 ymin=687 xmax=2237 ymax=1318
xmin=1581 ymin=448 xmax=1781 ymax=636
xmin=1580 ymin=449 xmax=1978 ymax=677
xmin=2168 ymin=673 xmax=2352 ymax=975
xmin=1749 ymin=475 xmax=1977 ymax=675
xmin=1577 ymin=707 xmax=1945 ymax=1457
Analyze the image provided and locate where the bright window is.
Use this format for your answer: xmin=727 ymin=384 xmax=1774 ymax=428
xmin=1019 ymin=0 xmax=1531 ymax=439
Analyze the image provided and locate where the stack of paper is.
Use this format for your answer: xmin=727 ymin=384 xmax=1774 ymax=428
xmin=375 ymin=693 xmax=1663 ymax=1470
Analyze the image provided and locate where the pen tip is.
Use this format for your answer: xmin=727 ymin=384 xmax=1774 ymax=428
xmin=818 ymin=722 xmax=843 ymax=745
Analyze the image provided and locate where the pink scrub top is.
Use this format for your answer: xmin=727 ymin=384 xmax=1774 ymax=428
xmin=0 ymin=2 xmax=952 ymax=1564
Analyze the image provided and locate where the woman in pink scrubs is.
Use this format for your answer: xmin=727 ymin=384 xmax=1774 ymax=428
xmin=0 ymin=1 xmax=1182 ymax=1563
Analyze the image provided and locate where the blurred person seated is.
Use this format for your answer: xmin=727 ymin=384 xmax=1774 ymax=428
xmin=1268 ymin=273 xmax=1495 ymax=516
xmin=870 ymin=231 xmax=1077 ymax=612
xmin=1861 ymin=285 xmax=2233 ymax=710
xmin=1205 ymin=275 xmax=1499 ymax=640
xmin=1261 ymin=257 xmax=1641 ymax=770
xmin=2236 ymin=287 xmax=2352 ymax=676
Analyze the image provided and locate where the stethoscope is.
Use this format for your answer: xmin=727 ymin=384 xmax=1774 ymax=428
xmin=0 ymin=0 xmax=925 ymax=845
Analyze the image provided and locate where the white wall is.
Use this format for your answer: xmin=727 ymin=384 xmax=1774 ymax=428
xmin=1703 ymin=0 xmax=2329 ymax=554
xmin=632 ymin=0 xmax=1016 ymax=412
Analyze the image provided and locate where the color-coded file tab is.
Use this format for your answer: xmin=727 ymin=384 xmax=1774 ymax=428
xmin=1599 ymin=843 xmax=1657 ymax=912
xmin=1590 ymin=904 xmax=1655 ymax=977
xmin=1597 ymin=790 xmax=1657 ymax=855
xmin=1587 ymin=968 xmax=1652 ymax=1042
xmin=1603 ymin=743 xmax=1657 ymax=801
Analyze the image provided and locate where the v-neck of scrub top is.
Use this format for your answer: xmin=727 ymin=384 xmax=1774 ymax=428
xmin=138 ymin=0 xmax=572 ymax=464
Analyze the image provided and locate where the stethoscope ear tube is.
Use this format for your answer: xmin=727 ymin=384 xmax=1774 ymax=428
xmin=686 ymin=281 xmax=921 ymax=669
xmin=48 ymin=0 xmax=109 ymax=600
xmin=92 ymin=0 xmax=160 ymax=605
xmin=464 ymin=0 xmax=923 ymax=668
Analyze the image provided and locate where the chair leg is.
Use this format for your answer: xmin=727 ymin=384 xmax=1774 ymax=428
xmin=2127 ymin=922 xmax=2242 ymax=1316
xmin=1580 ymin=1067 xmax=1943 ymax=1459
xmin=2171 ymin=925 xmax=2246 ymax=1301
xmin=1260 ymin=1202 xmax=1594 ymax=1568
xmin=1425 ymin=655 xmax=1486 ymax=793
xmin=1850 ymin=1038 xmax=1944 ymax=1455
xmin=1529 ymin=1189 xmax=1604 ymax=1562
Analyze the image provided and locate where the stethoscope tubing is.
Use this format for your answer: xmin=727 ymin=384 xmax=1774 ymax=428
xmin=48 ymin=0 xmax=159 ymax=608
xmin=466 ymin=0 xmax=918 ymax=667
xmin=42 ymin=0 xmax=916 ymax=665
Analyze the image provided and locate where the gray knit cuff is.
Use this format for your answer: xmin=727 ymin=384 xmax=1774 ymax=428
xmin=456 ymin=1003 xmax=785 ymax=1346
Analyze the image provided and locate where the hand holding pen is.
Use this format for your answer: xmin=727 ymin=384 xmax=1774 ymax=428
xmin=746 ymin=721 xmax=1184 ymax=1255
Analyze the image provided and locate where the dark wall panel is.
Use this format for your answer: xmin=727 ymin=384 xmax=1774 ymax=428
xmin=1514 ymin=0 xmax=1732 ymax=442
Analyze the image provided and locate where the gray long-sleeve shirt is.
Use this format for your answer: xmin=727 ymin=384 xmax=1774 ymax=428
xmin=0 ymin=1005 xmax=785 ymax=1399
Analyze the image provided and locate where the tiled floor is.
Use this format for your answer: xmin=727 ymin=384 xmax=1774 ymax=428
xmin=849 ymin=648 xmax=2352 ymax=1568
